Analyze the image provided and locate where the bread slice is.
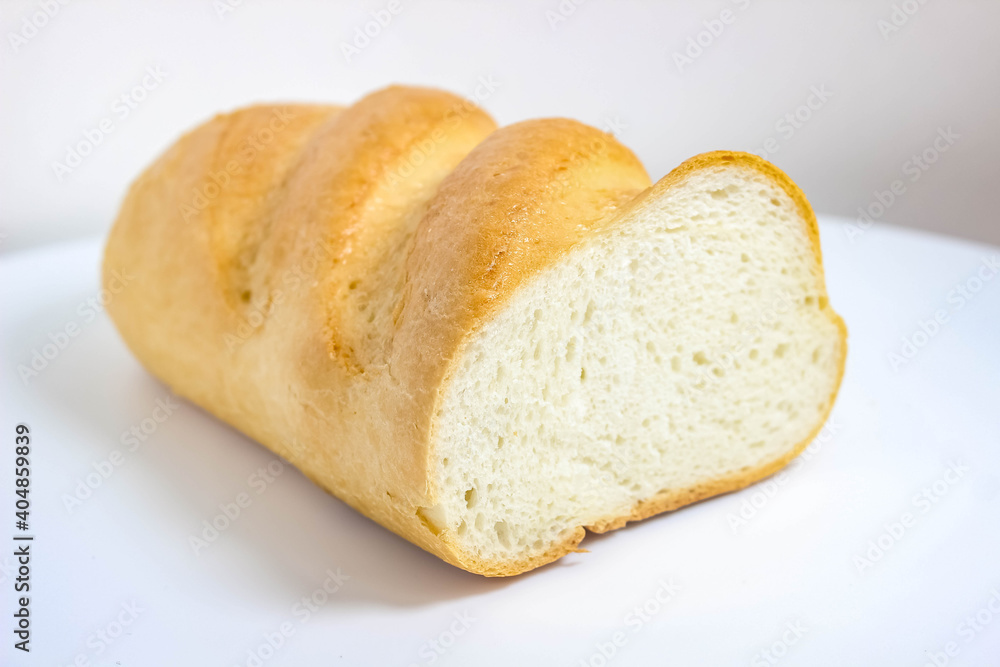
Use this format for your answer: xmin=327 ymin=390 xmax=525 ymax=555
xmin=424 ymin=152 xmax=846 ymax=574
xmin=103 ymin=86 xmax=846 ymax=576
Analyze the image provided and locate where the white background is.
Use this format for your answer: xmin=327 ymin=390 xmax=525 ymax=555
xmin=0 ymin=0 xmax=998 ymax=253
xmin=2 ymin=2 xmax=1000 ymax=666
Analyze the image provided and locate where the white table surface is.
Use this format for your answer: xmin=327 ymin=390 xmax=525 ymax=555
xmin=1 ymin=217 xmax=998 ymax=666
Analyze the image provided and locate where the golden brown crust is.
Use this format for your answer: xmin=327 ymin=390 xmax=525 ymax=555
xmin=104 ymin=86 xmax=502 ymax=562
xmin=103 ymin=86 xmax=846 ymax=577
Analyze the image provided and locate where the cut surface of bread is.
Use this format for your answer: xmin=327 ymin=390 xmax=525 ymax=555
xmin=426 ymin=158 xmax=845 ymax=574
xmin=103 ymin=86 xmax=846 ymax=577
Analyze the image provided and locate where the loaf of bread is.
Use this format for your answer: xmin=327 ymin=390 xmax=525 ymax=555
xmin=103 ymin=86 xmax=846 ymax=576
